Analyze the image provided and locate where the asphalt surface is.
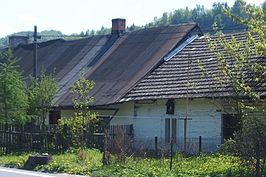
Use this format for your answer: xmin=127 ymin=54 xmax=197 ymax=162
xmin=0 ymin=167 xmax=86 ymax=177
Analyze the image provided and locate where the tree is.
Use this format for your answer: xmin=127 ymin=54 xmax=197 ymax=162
xmin=79 ymin=31 xmax=85 ymax=37
xmin=0 ymin=50 xmax=29 ymax=125
xmin=27 ymin=72 xmax=58 ymax=126
xmin=159 ymin=12 xmax=169 ymax=26
xmin=263 ymin=0 xmax=266 ymax=13
xmin=96 ymin=26 xmax=111 ymax=35
xmin=58 ymin=73 xmax=98 ymax=148
xmin=206 ymin=1 xmax=266 ymax=176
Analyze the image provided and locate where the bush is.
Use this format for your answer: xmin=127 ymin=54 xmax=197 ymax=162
xmin=36 ymin=148 xmax=102 ymax=175
xmin=0 ymin=153 xmax=29 ymax=168
xmin=219 ymin=138 xmax=237 ymax=155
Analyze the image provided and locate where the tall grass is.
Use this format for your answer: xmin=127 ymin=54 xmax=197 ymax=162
xmin=0 ymin=149 xmax=257 ymax=176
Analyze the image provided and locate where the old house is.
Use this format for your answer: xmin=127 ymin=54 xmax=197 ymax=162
xmin=10 ymin=19 xmax=265 ymax=153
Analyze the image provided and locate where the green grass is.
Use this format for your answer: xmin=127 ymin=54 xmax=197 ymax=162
xmin=36 ymin=148 xmax=102 ymax=175
xmin=0 ymin=150 xmax=255 ymax=176
xmin=93 ymin=154 xmax=251 ymax=177
xmin=0 ymin=153 xmax=29 ymax=168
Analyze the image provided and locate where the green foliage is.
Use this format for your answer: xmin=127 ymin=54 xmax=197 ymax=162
xmin=0 ymin=149 xmax=102 ymax=175
xmin=27 ymin=72 xmax=58 ymax=126
xmin=263 ymin=1 xmax=266 ymax=14
xmin=96 ymin=27 xmax=111 ymax=35
xmin=36 ymin=149 xmax=102 ymax=175
xmin=94 ymin=154 xmax=250 ymax=177
xmin=0 ymin=30 xmax=65 ymax=48
xmin=0 ymin=153 xmax=29 ymax=169
xmin=0 ymin=150 xmax=256 ymax=176
xmin=0 ymin=50 xmax=29 ymax=125
xmin=221 ymin=117 xmax=266 ymax=175
xmin=206 ymin=1 xmax=266 ymax=176
xmin=58 ymin=73 xmax=98 ymax=148
xmin=234 ymin=117 xmax=266 ymax=173
xmin=150 ymin=1 xmax=247 ymax=33
xmin=206 ymin=1 xmax=266 ymax=113
xmin=0 ymin=37 xmax=8 ymax=49
xmin=220 ymin=138 xmax=237 ymax=155
xmin=71 ymin=73 xmax=95 ymax=111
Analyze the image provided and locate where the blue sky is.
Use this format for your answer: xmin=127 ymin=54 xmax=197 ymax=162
xmin=0 ymin=0 xmax=264 ymax=37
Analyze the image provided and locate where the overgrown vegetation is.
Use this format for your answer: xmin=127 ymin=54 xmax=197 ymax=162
xmin=204 ymin=1 xmax=266 ymax=176
xmin=94 ymin=154 xmax=252 ymax=177
xmin=0 ymin=50 xmax=58 ymax=126
xmin=0 ymin=150 xmax=260 ymax=176
xmin=0 ymin=50 xmax=29 ymax=125
xmin=28 ymin=72 xmax=58 ymax=126
xmin=36 ymin=149 xmax=102 ymax=175
xmin=0 ymin=153 xmax=29 ymax=169
xmin=58 ymin=73 xmax=98 ymax=148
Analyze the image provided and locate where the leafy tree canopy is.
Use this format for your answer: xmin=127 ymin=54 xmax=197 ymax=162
xmin=207 ymin=1 xmax=266 ymax=176
xmin=58 ymin=72 xmax=98 ymax=148
xmin=0 ymin=50 xmax=29 ymax=125
xmin=27 ymin=72 xmax=58 ymax=126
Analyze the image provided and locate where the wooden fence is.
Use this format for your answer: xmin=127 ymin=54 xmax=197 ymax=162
xmin=0 ymin=124 xmax=67 ymax=154
xmin=0 ymin=124 xmax=133 ymax=154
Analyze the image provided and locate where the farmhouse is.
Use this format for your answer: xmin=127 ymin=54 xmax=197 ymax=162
xmin=10 ymin=19 xmax=265 ymax=153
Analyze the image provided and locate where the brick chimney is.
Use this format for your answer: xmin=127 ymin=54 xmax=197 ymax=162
xmin=8 ymin=35 xmax=29 ymax=49
xmin=112 ymin=18 xmax=126 ymax=34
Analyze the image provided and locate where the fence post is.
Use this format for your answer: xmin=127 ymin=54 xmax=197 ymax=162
xmin=199 ymin=136 xmax=202 ymax=154
xmin=155 ymin=136 xmax=158 ymax=157
xmin=170 ymin=138 xmax=173 ymax=170
xmin=102 ymin=128 xmax=110 ymax=166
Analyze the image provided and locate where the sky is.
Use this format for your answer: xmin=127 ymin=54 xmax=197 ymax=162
xmin=0 ymin=0 xmax=264 ymax=37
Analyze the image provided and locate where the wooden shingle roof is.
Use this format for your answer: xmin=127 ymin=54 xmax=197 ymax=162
xmin=124 ymin=33 xmax=266 ymax=101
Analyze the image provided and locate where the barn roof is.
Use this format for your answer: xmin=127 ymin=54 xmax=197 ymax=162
xmin=123 ymin=32 xmax=266 ymax=101
xmin=12 ymin=23 xmax=200 ymax=106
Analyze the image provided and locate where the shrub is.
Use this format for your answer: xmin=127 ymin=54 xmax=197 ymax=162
xmin=219 ymin=138 xmax=237 ymax=155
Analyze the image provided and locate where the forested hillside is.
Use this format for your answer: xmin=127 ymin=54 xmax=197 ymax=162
xmin=0 ymin=0 xmax=265 ymax=48
xmin=128 ymin=0 xmax=266 ymax=33
xmin=0 ymin=30 xmax=64 ymax=49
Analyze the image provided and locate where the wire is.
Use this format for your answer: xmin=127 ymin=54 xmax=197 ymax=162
xmin=95 ymin=114 xmax=216 ymax=119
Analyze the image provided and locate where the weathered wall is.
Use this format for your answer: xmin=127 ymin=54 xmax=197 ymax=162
xmin=109 ymin=102 xmax=134 ymax=125
xmin=60 ymin=98 xmax=223 ymax=152
xmin=133 ymin=99 xmax=222 ymax=153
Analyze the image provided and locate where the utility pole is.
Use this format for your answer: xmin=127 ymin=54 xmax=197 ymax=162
xmin=184 ymin=55 xmax=191 ymax=153
xmin=33 ymin=25 xmax=41 ymax=78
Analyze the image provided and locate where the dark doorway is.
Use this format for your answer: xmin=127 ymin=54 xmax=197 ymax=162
xmin=49 ymin=110 xmax=61 ymax=124
xmin=222 ymin=114 xmax=240 ymax=142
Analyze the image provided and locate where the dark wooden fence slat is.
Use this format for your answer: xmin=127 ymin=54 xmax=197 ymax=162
xmin=0 ymin=123 xmax=133 ymax=155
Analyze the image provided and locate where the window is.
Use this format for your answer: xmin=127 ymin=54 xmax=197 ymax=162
xmin=166 ymin=99 xmax=175 ymax=114
xmin=165 ymin=118 xmax=177 ymax=143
